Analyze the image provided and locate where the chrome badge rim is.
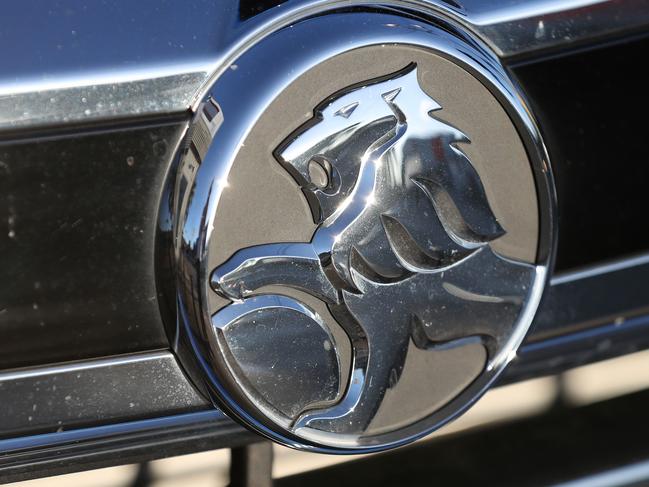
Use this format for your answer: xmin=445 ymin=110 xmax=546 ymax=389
xmin=161 ymin=7 xmax=556 ymax=453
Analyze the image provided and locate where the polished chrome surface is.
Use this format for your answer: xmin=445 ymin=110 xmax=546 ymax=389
xmin=0 ymin=0 xmax=225 ymax=130
xmin=0 ymin=68 xmax=208 ymax=130
xmin=507 ymin=251 xmax=649 ymax=381
xmin=550 ymin=252 xmax=649 ymax=286
xmin=212 ymin=295 xmax=341 ymax=420
xmin=0 ymin=351 xmax=208 ymax=439
xmin=1 ymin=0 xmax=647 ymax=130
xmin=532 ymin=251 xmax=649 ymax=340
xmin=0 ymin=410 xmax=252 ymax=484
xmin=210 ymin=65 xmax=535 ymax=442
xmin=164 ymin=7 xmax=555 ymax=453
xmin=0 ymin=411 xmax=225 ymax=453
xmin=462 ymin=0 xmax=649 ymax=57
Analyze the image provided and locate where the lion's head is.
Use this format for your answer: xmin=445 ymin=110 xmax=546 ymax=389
xmin=276 ymin=64 xmax=505 ymax=290
xmin=274 ymin=68 xmax=412 ymax=224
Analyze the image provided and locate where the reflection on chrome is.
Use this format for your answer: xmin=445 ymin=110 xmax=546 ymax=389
xmin=210 ymin=65 xmax=534 ymax=440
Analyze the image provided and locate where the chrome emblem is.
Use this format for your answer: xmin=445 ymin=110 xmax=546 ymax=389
xmin=162 ymin=10 xmax=555 ymax=453
xmin=211 ymin=64 xmax=533 ymax=435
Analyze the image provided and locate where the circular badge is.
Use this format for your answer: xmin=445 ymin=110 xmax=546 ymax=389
xmin=159 ymin=7 xmax=555 ymax=452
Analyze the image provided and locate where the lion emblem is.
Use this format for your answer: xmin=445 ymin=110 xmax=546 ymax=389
xmin=210 ymin=65 xmax=534 ymax=436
